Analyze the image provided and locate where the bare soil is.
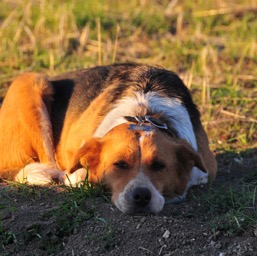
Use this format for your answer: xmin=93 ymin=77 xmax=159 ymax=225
xmin=1 ymin=150 xmax=257 ymax=256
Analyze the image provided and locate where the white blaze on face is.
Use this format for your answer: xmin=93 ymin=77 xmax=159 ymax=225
xmin=113 ymin=129 xmax=165 ymax=214
xmin=138 ymin=129 xmax=154 ymax=146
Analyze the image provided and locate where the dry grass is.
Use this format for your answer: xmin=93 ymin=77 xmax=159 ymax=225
xmin=0 ymin=0 xmax=257 ymax=152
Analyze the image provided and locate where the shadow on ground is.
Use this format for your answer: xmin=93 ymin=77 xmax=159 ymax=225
xmin=0 ymin=148 xmax=256 ymax=256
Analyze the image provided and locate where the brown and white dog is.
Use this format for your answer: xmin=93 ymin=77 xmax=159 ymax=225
xmin=0 ymin=63 xmax=217 ymax=214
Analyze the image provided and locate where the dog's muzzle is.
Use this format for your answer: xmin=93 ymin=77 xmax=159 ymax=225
xmin=113 ymin=173 xmax=165 ymax=214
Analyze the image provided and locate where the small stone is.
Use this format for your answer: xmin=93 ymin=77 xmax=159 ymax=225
xmin=215 ymin=243 xmax=222 ymax=249
xmin=136 ymin=224 xmax=141 ymax=229
xmin=233 ymin=157 xmax=243 ymax=164
xmin=163 ymin=216 xmax=168 ymax=223
xmin=163 ymin=230 xmax=170 ymax=239
xmin=210 ymin=240 xmax=216 ymax=247
xmin=158 ymin=238 xmax=164 ymax=246
xmin=140 ymin=217 xmax=146 ymax=223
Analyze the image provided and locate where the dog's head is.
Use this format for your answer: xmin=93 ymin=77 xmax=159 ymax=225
xmin=70 ymin=123 xmax=207 ymax=214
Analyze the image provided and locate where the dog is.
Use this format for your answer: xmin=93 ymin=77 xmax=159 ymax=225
xmin=0 ymin=63 xmax=217 ymax=214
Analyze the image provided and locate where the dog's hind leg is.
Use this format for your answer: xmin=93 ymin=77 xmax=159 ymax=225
xmin=0 ymin=73 xmax=61 ymax=184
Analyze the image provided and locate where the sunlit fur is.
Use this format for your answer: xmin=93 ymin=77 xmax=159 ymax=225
xmin=0 ymin=64 xmax=217 ymax=213
xmin=72 ymin=123 xmax=209 ymax=213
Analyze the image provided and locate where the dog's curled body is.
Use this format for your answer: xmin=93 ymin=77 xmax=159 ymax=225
xmin=0 ymin=64 xmax=217 ymax=213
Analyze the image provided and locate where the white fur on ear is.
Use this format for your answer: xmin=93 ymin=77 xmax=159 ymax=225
xmin=15 ymin=163 xmax=63 ymax=185
xmin=63 ymin=168 xmax=87 ymax=187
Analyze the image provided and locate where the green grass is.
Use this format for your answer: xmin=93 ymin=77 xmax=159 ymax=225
xmin=40 ymin=181 xmax=111 ymax=254
xmin=0 ymin=176 xmax=110 ymax=254
xmin=194 ymin=171 xmax=257 ymax=235
xmin=0 ymin=220 xmax=16 ymax=251
xmin=63 ymin=167 xmax=105 ymax=199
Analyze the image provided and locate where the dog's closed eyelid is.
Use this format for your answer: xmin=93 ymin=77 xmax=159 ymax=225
xmin=113 ymin=161 xmax=129 ymax=170
xmin=149 ymin=160 xmax=166 ymax=172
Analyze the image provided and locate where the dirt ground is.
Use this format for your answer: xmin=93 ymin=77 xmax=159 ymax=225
xmin=1 ymin=150 xmax=257 ymax=256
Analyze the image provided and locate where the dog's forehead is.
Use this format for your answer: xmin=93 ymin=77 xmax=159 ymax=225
xmin=139 ymin=130 xmax=184 ymax=157
xmin=105 ymin=122 xmax=153 ymax=138
xmin=104 ymin=122 xmax=183 ymax=155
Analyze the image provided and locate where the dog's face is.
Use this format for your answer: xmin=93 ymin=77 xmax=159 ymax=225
xmin=71 ymin=123 xmax=207 ymax=214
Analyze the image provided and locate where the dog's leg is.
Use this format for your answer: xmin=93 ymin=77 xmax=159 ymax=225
xmin=0 ymin=73 xmax=59 ymax=184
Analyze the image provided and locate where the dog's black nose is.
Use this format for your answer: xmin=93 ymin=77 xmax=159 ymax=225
xmin=132 ymin=187 xmax=151 ymax=207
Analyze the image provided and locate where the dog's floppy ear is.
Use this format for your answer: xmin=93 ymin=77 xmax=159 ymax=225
xmin=69 ymin=138 xmax=102 ymax=175
xmin=176 ymin=142 xmax=208 ymax=173
xmin=192 ymin=150 xmax=208 ymax=173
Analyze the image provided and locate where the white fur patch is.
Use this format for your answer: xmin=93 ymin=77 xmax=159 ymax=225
xmin=147 ymin=93 xmax=197 ymax=150
xmin=15 ymin=164 xmax=88 ymax=187
xmin=94 ymin=92 xmax=148 ymax=138
xmin=94 ymin=92 xmax=197 ymax=150
xmin=63 ymin=168 xmax=87 ymax=186
xmin=15 ymin=163 xmax=63 ymax=185
xmin=115 ymin=172 xmax=165 ymax=214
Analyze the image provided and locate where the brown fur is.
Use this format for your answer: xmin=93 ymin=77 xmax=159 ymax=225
xmin=69 ymin=123 xmax=208 ymax=204
xmin=0 ymin=73 xmax=56 ymax=179
xmin=0 ymin=65 xmax=217 ymax=213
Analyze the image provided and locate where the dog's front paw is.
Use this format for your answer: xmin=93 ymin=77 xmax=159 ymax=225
xmin=63 ymin=168 xmax=88 ymax=186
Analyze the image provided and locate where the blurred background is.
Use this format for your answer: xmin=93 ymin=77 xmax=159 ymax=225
xmin=0 ymin=0 xmax=257 ymax=154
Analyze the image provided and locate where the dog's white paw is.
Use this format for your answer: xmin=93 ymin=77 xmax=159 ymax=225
xmin=15 ymin=163 xmax=63 ymax=185
xmin=63 ymin=168 xmax=87 ymax=187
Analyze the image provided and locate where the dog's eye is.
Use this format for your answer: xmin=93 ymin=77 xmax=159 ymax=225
xmin=150 ymin=160 xmax=165 ymax=172
xmin=114 ymin=161 xmax=129 ymax=170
